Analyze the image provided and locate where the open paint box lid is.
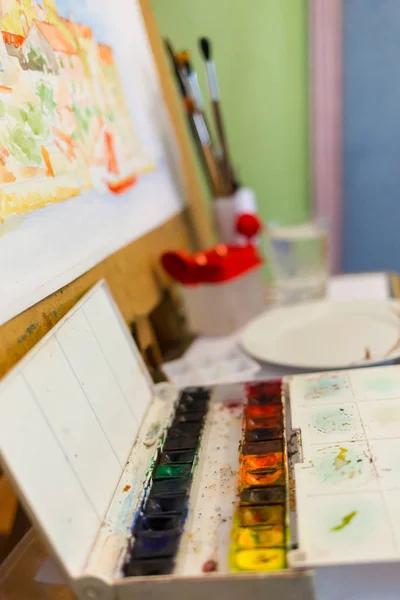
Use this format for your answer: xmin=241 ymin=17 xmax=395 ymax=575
xmin=0 ymin=282 xmax=157 ymax=584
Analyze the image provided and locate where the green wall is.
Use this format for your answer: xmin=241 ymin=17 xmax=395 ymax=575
xmin=152 ymin=0 xmax=311 ymax=226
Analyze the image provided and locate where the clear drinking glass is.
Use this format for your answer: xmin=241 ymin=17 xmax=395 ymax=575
xmin=266 ymin=220 xmax=329 ymax=305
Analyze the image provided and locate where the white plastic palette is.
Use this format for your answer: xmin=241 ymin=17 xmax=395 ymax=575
xmin=7 ymin=281 xmax=400 ymax=599
xmin=288 ymin=366 xmax=400 ymax=568
xmin=0 ymin=282 xmax=312 ymax=600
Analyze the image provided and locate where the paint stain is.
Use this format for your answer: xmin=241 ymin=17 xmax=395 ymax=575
xmin=305 ymin=375 xmax=350 ymax=400
xmin=313 ymin=445 xmax=369 ymax=484
xmin=123 ymin=485 xmax=131 ymax=492
xmin=333 ymin=447 xmax=351 ymax=471
xmin=330 ymin=510 xmax=358 ymax=532
xmin=312 ymin=407 xmax=354 ymax=435
xmin=223 ymin=400 xmax=242 ymax=410
xmin=144 ymin=421 xmax=161 ymax=446
xmin=17 ymin=322 xmax=38 ymax=343
xmin=202 ymin=559 xmax=218 ymax=572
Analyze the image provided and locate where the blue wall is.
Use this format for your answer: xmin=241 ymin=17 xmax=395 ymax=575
xmin=344 ymin=0 xmax=400 ymax=272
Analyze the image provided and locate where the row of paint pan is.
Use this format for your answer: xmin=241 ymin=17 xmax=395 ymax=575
xmin=230 ymin=380 xmax=288 ymax=572
xmin=124 ymin=387 xmax=210 ymax=577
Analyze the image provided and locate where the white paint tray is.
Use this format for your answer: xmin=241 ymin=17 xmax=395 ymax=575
xmin=287 ymin=368 xmax=400 ymax=570
xmin=0 ymin=281 xmax=312 ymax=600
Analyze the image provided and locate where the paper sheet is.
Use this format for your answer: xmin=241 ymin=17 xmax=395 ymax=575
xmin=162 ymin=337 xmax=261 ymax=388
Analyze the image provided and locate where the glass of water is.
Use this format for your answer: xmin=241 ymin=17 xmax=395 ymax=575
xmin=266 ymin=220 xmax=328 ymax=305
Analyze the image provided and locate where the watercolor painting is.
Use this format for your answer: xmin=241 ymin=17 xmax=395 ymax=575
xmin=0 ymin=0 xmax=152 ymax=222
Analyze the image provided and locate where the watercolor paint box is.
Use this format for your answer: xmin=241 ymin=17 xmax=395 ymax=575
xmin=3 ymin=282 xmax=400 ymax=600
xmin=0 ymin=282 xmax=311 ymax=600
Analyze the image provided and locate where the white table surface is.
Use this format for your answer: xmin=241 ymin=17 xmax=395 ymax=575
xmin=164 ymin=272 xmax=391 ymax=387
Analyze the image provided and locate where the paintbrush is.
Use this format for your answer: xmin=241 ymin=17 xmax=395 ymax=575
xmin=165 ymin=40 xmax=218 ymax=193
xmin=164 ymin=39 xmax=187 ymax=99
xmin=174 ymin=50 xmax=226 ymax=196
xmin=199 ymin=37 xmax=235 ymax=193
xmin=184 ymin=58 xmax=204 ymax=112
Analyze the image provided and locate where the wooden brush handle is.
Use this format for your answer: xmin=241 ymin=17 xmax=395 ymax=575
xmin=202 ymin=144 xmax=226 ymax=196
xmin=191 ymin=111 xmax=226 ymax=196
xmin=212 ymin=100 xmax=234 ymax=191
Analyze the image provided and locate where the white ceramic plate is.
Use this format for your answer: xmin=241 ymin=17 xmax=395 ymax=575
xmin=240 ymin=299 xmax=400 ymax=370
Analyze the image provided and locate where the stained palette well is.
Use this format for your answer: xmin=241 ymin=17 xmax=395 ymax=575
xmin=237 ymin=505 xmax=284 ymax=527
xmin=233 ymin=524 xmax=285 ymax=549
xmin=240 ymin=487 xmax=286 ymax=506
xmin=230 ymin=548 xmax=286 ymax=572
xmin=241 ymin=452 xmax=284 ymax=472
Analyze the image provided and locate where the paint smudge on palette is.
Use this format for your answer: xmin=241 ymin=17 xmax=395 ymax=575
xmin=306 ymin=403 xmax=364 ymax=445
xmin=289 ymin=373 xmax=355 ymax=418
xmin=304 ymin=374 xmax=351 ymax=401
xmin=299 ymin=442 xmax=377 ymax=492
xmin=297 ymin=492 xmax=396 ymax=562
xmin=330 ymin=510 xmax=358 ymax=532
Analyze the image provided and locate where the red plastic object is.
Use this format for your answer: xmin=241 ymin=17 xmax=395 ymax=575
xmin=236 ymin=213 xmax=262 ymax=240
xmin=161 ymin=243 xmax=262 ymax=285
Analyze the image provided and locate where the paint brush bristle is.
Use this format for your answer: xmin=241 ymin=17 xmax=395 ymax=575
xmin=175 ymin=50 xmax=190 ymax=68
xmin=199 ymin=37 xmax=211 ymax=61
